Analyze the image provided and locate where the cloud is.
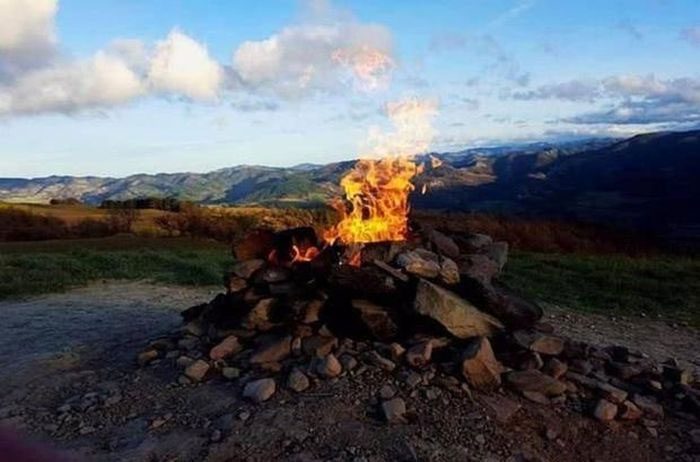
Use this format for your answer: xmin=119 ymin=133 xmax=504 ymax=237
xmin=148 ymin=30 xmax=223 ymax=101
xmin=680 ymin=26 xmax=700 ymax=46
xmin=512 ymin=79 xmax=601 ymax=102
xmin=0 ymin=0 xmax=57 ymax=78
xmin=232 ymin=20 xmax=394 ymax=98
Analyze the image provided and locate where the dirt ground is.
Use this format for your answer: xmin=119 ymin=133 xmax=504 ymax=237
xmin=0 ymin=281 xmax=698 ymax=462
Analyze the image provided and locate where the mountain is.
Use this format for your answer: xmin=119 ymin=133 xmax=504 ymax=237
xmin=2 ymin=131 xmax=699 ymax=245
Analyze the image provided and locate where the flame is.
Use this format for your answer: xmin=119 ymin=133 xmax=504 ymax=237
xmin=325 ymin=98 xmax=438 ymax=244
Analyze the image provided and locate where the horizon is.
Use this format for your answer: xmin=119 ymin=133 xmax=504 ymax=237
xmin=2 ymin=0 xmax=699 ymax=177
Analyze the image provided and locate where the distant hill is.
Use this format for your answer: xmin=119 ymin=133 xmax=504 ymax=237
xmin=2 ymin=131 xmax=699 ymax=246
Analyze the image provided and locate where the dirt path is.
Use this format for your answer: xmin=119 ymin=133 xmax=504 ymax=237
xmin=0 ymin=282 xmax=697 ymax=461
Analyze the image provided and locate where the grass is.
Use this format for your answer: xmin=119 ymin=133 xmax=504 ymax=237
xmin=0 ymin=236 xmax=231 ymax=299
xmin=503 ymin=251 xmax=700 ymax=327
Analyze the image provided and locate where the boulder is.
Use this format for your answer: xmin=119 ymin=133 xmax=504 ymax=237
xmin=351 ymin=300 xmax=398 ymax=340
xmin=504 ymin=370 xmax=567 ymax=396
xmin=243 ymin=378 xmax=276 ymax=403
xmin=461 ymin=337 xmax=504 ymax=390
xmin=250 ymin=336 xmax=292 ymax=364
xmin=209 ymin=335 xmax=242 ymax=360
xmin=396 ymin=250 xmax=441 ymax=279
xmin=459 ymin=254 xmax=499 ymax=285
xmin=428 ymin=229 xmax=460 ymax=258
xmin=414 ymin=279 xmax=503 ymax=339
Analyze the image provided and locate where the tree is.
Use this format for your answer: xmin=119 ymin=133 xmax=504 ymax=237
xmin=107 ymin=207 xmax=139 ymax=233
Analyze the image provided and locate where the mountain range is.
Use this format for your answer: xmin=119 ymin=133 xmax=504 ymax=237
xmin=2 ymin=130 xmax=699 ymax=246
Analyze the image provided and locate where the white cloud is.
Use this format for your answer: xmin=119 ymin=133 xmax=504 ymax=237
xmin=0 ymin=0 xmax=57 ymax=77
xmin=148 ymin=30 xmax=223 ymax=101
xmin=232 ymin=21 xmax=394 ymax=98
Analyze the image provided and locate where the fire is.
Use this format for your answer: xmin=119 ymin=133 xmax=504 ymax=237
xmin=324 ymin=98 xmax=438 ymax=245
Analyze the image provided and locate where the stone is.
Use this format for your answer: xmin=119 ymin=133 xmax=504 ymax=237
xmin=486 ymin=241 xmax=509 ymax=271
xmin=632 ymin=395 xmax=664 ymax=419
xmin=222 ymin=367 xmax=240 ymax=380
xmin=365 ymin=351 xmax=396 ymax=371
xmin=462 ymin=233 xmax=493 ymax=250
xmin=302 ymin=336 xmax=338 ymax=357
xmin=439 ymin=257 xmax=460 ymax=285
xmin=184 ymin=359 xmax=211 ymax=383
xmin=183 ymin=321 xmax=205 ymax=337
xmin=522 ymin=391 xmax=550 ymax=404
xmin=481 ymin=395 xmax=522 ymax=423
xmin=243 ymin=298 xmax=277 ymax=331
xmin=594 ymin=399 xmax=618 ymax=421
xmin=396 ymin=250 xmax=441 ymax=278
xmin=301 ymin=299 xmax=324 ymax=324
xmin=406 ymin=341 xmax=433 ymax=369
xmin=351 ymin=300 xmax=398 ymax=340
xmin=291 ymin=337 xmax=302 ymax=356
xmin=413 ymin=279 xmax=503 ymax=339
xmin=232 ymin=259 xmax=265 ymax=279
xmin=137 ymin=349 xmax=159 ymax=366
xmin=381 ymin=398 xmax=406 ymax=423
xmin=619 ymin=401 xmax=643 ymax=420
xmin=461 ymin=337 xmax=503 ymax=390
xmin=514 ymin=331 xmax=564 ymax=356
xmin=209 ymin=335 xmax=242 ymax=361
xmin=317 ymin=353 xmax=342 ymax=378
xmin=505 ymin=370 xmax=567 ymax=396
xmin=176 ymin=355 xmax=195 ymax=368
xmin=287 ymin=368 xmax=310 ymax=392
xmin=243 ymin=378 xmax=276 ymax=403
xmin=516 ymin=351 xmax=544 ymax=370
xmin=226 ymin=276 xmax=247 ymax=294
xmin=339 ymin=354 xmax=358 ymax=371
xmin=405 ymin=372 xmax=423 ymax=388
xmin=388 ymin=343 xmax=406 ymax=360
xmin=543 ymin=358 xmax=568 ymax=379
xmin=459 ymin=254 xmax=499 ymax=285
xmin=428 ymin=229 xmax=460 ymax=258
xmin=565 ymin=371 xmax=599 ymax=389
xmin=598 ymin=383 xmax=628 ymax=404
xmin=250 ymin=336 xmax=292 ymax=364
xmin=178 ymin=336 xmax=200 ymax=351
xmin=378 ymin=384 xmax=396 ymax=400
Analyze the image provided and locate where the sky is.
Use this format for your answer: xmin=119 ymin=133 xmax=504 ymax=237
xmin=1 ymin=0 xmax=699 ymax=178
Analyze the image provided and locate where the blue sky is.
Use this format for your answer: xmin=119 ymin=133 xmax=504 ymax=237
xmin=1 ymin=0 xmax=699 ymax=177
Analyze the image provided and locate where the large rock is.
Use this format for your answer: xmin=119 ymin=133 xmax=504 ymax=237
xmin=351 ymin=299 xmax=398 ymax=340
xmin=428 ymin=229 xmax=460 ymax=258
xmin=504 ymin=370 xmax=567 ymax=396
xmin=413 ymin=279 xmax=503 ymax=339
xmin=461 ymin=337 xmax=504 ymax=390
xmin=396 ymin=249 xmax=441 ymax=279
xmin=250 ymin=336 xmax=292 ymax=364
xmin=209 ymin=335 xmax=242 ymax=360
xmin=459 ymin=254 xmax=499 ymax=285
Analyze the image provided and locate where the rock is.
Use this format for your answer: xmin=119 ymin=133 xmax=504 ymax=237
xmin=222 ymin=367 xmax=240 ymax=380
xmin=514 ymin=331 xmax=564 ymax=356
xmin=243 ymin=378 xmax=276 ymax=403
xmin=176 ymin=356 xmax=195 ymax=368
xmin=351 ymin=300 xmax=399 ymax=340
xmin=414 ymin=279 xmax=503 ymax=339
xmin=388 ymin=343 xmax=406 ymax=360
xmin=461 ymin=337 xmax=503 ymax=390
xmin=178 ymin=335 xmax=200 ymax=351
xmin=406 ymin=341 xmax=433 ymax=369
xmin=243 ymin=298 xmax=277 ymax=331
xmin=522 ymin=391 xmax=550 ymax=404
xmin=404 ymin=372 xmax=423 ymax=388
xmin=439 ymin=258 xmax=460 ymax=285
xmin=632 ymin=395 xmax=664 ymax=419
xmin=516 ymin=351 xmax=544 ymax=370
xmin=428 ymin=229 xmax=460 ymax=258
xmin=137 ymin=349 xmax=159 ymax=366
xmin=467 ymin=284 xmax=543 ymax=330
xmin=302 ymin=336 xmax=338 ymax=357
xmin=226 ymin=276 xmax=248 ymax=294
xmin=287 ymin=369 xmax=310 ymax=392
xmin=365 ymin=351 xmax=396 ymax=371
xmin=378 ymin=384 xmax=396 ymax=400
xmin=316 ymin=354 xmax=342 ymax=378
xmin=381 ymin=398 xmax=406 ymax=423
xmin=594 ymin=399 xmax=618 ymax=421
xmin=250 ymin=336 xmax=292 ymax=364
xmin=396 ymin=250 xmax=441 ymax=278
xmin=505 ymin=370 xmax=567 ymax=396
xmin=339 ymin=354 xmax=358 ymax=371
xmin=462 ymin=233 xmax=493 ymax=251
xmin=598 ymin=383 xmax=628 ymax=404
xmin=209 ymin=335 xmax=242 ymax=361
xmin=232 ymin=259 xmax=265 ymax=279
xmin=565 ymin=371 xmax=599 ymax=389
xmin=459 ymin=254 xmax=500 ymax=285
xmin=301 ymin=299 xmax=324 ymax=324
xmin=619 ymin=401 xmax=643 ymax=420
xmin=184 ymin=359 xmax=211 ymax=383
xmin=183 ymin=321 xmax=205 ymax=337
xmin=481 ymin=395 xmax=522 ymax=423
xmin=291 ymin=337 xmax=302 ymax=356
xmin=486 ymin=241 xmax=509 ymax=271
xmin=543 ymin=358 xmax=568 ymax=379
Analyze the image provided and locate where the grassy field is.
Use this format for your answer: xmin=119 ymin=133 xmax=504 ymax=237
xmin=1 ymin=235 xmax=698 ymax=327
xmin=502 ymin=251 xmax=700 ymax=327
xmin=0 ymin=236 xmax=231 ymax=299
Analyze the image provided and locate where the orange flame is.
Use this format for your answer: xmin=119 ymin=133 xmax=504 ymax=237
xmin=324 ymin=98 xmax=438 ymax=244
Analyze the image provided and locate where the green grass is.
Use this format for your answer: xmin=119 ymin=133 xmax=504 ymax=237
xmin=503 ymin=251 xmax=700 ymax=327
xmin=0 ymin=236 xmax=231 ymax=299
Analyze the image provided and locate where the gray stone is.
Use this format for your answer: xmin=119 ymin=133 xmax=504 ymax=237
xmin=243 ymin=378 xmax=276 ymax=403
xmin=287 ymin=368 xmax=310 ymax=392
xmin=428 ymin=229 xmax=460 ymax=258
xmin=396 ymin=250 xmax=441 ymax=278
xmin=381 ymin=398 xmax=406 ymax=423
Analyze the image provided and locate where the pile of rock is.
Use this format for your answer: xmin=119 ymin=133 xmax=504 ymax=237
xmin=137 ymin=225 xmax=699 ymax=428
